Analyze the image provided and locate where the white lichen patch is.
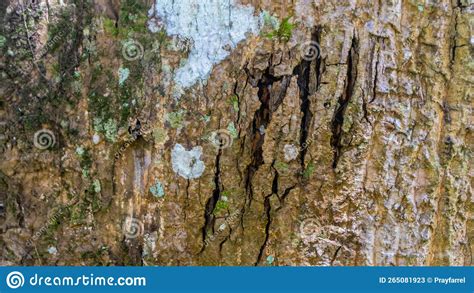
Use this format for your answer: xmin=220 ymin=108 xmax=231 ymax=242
xmin=284 ymin=144 xmax=299 ymax=161
xmin=171 ymin=144 xmax=205 ymax=179
xmin=151 ymin=0 xmax=261 ymax=88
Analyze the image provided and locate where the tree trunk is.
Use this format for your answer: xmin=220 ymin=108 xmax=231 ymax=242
xmin=0 ymin=0 xmax=472 ymax=266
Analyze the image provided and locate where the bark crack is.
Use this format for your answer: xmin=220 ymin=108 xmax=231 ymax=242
xmin=201 ymin=145 xmax=222 ymax=248
xmin=295 ymin=28 xmax=321 ymax=168
xmin=255 ymin=165 xmax=279 ymax=265
xmin=242 ymin=64 xmax=289 ymax=213
xmin=330 ymin=34 xmax=358 ymax=169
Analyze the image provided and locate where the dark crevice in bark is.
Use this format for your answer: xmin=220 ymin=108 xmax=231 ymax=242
xmin=295 ymin=28 xmax=321 ymax=168
xmin=450 ymin=12 xmax=459 ymax=66
xmin=255 ymin=168 xmax=279 ymax=266
xmin=233 ymin=81 xmax=242 ymax=126
xmin=276 ymin=184 xmax=296 ymax=211
xmin=15 ymin=193 xmax=25 ymax=228
xmin=201 ymin=147 xmax=222 ymax=247
xmin=184 ymin=179 xmax=190 ymax=221
xmin=370 ymin=44 xmax=379 ymax=104
xmin=331 ymin=34 xmax=358 ymax=169
xmin=240 ymin=62 xmax=291 ymax=257
xmin=330 ymin=245 xmax=342 ymax=266
xmin=243 ymin=65 xmax=288 ymax=211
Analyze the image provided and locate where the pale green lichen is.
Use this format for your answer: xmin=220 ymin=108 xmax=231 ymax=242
xmin=166 ymin=110 xmax=186 ymax=129
xmin=75 ymin=146 xmax=85 ymax=156
xmin=0 ymin=35 xmax=6 ymax=48
xmin=275 ymin=161 xmax=289 ymax=172
xmin=93 ymin=117 xmax=117 ymax=142
xmin=92 ymin=179 xmax=101 ymax=193
xmin=152 ymin=128 xmax=167 ymax=143
xmin=201 ymin=115 xmax=211 ymax=123
xmin=227 ymin=122 xmax=238 ymax=138
xmin=262 ymin=11 xmax=279 ymax=31
xmin=118 ymin=67 xmax=130 ymax=86
xmin=149 ymin=181 xmax=165 ymax=197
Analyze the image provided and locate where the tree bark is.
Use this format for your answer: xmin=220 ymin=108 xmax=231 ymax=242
xmin=0 ymin=0 xmax=472 ymax=266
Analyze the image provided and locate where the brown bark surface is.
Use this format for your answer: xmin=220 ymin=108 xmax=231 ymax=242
xmin=0 ymin=0 xmax=473 ymax=266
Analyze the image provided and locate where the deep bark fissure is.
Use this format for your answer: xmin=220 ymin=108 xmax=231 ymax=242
xmin=233 ymin=81 xmax=242 ymax=125
xmin=370 ymin=43 xmax=379 ymax=104
xmin=255 ymin=167 xmax=279 ymax=265
xmin=330 ymin=245 xmax=343 ymax=266
xmin=331 ymin=34 xmax=358 ymax=169
xmin=202 ymin=147 xmax=222 ymax=246
xmin=295 ymin=28 xmax=321 ymax=168
xmin=276 ymin=184 xmax=297 ymax=210
xmin=450 ymin=11 xmax=460 ymax=66
xmin=243 ymin=67 xmax=288 ymax=210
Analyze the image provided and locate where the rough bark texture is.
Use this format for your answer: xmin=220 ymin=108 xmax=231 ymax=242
xmin=0 ymin=0 xmax=473 ymax=266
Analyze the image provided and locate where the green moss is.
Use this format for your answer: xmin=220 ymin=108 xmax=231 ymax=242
xmin=80 ymin=246 xmax=109 ymax=265
xmin=103 ymin=0 xmax=148 ymax=39
xmin=46 ymin=10 xmax=74 ymax=54
xmin=229 ymin=95 xmax=239 ymax=112
xmin=303 ymin=161 xmax=315 ymax=179
xmin=263 ymin=15 xmax=296 ymax=43
xmin=103 ymin=18 xmax=119 ymax=37
xmin=69 ymin=202 xmax=88 ymax=225
xmin=213 ymin=200 xmax=229 ymax=215
xmin=93 ymin=117 xmax=117 ymax=142
xmin=87 ymin=0 xmax=167 ymax=138
xmin=78 ymin=147 xmax=93 ymax=178
xmin=275 ymin=161 xmax=289 ymax=172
